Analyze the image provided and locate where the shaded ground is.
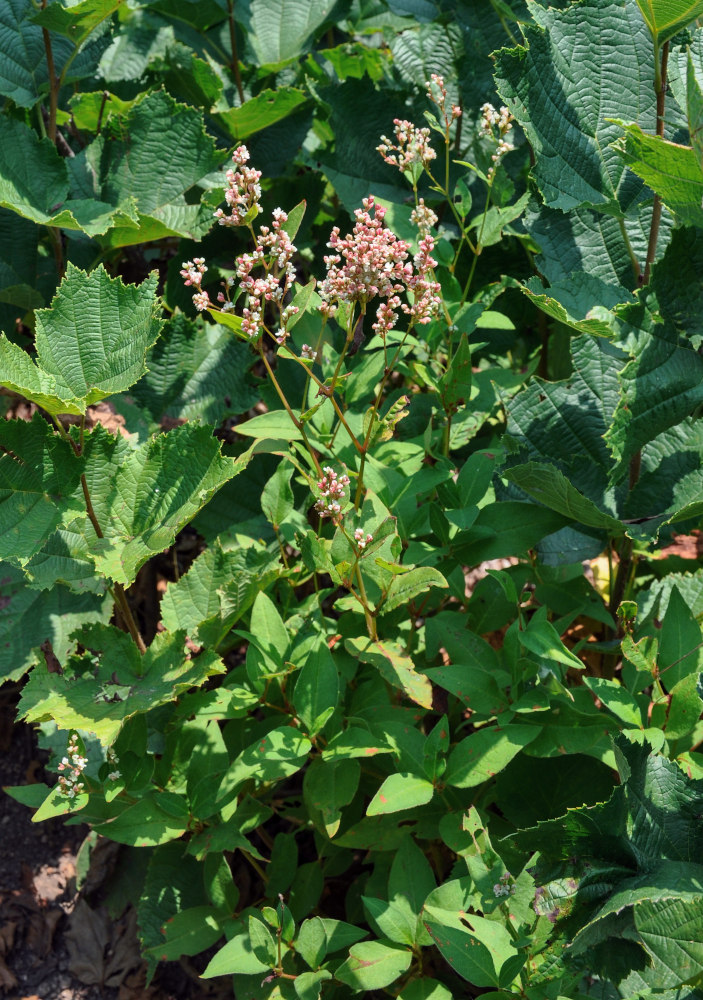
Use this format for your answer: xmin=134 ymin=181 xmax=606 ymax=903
xmin=0 ymin=693 xmax=230 ymax=1000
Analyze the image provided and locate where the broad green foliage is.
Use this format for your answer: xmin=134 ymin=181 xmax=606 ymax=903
xmin=3 ymin=0 xmax=703 ymax=998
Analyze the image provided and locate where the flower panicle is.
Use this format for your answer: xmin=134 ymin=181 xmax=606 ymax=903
xmin=314 ymin=466 xmax=350 ymax=520
xmin=57 ymin=732 xmax=87 ymax=799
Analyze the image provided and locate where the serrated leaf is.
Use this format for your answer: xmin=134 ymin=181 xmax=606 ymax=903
xmin=236 ymin=0 xmax=341 ymax=66
xmin=83 ymin=424 xmax=250 ymax=586
xmin=0 ymin=0 xmax=109 ymax=108
xmin=0 ymin=415 xmax=85 ymax=558
xmin=19 ymin=626 xmax=224 ymax=743
xmin=31 ymin=0 xmax=124 ymax=47
xmin=71 ymin=90 xmax=228 ymax=247
xmin=131 ymin=315 xmax=258 ymax=427
xmin=494 ymin=0 xmax=657 ymax=213
xmin=0 ymin=563 xmax=111 ymax=682
xmin=0 ymin=265 xmax=161 ymax=415
xmin=613 ymin=122 xmax=703 ymax=227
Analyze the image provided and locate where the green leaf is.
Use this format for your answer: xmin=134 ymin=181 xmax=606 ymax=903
xmin=217 ymin=87 xmax=308 ymax=140
xmin=659 ymin=586 xmax=703 ymax=687
xmin=249 ymin=915 xmax=277 ymax=966
xmin=217 ymin=727 xmax=311 ymax=802
xmin=362 ymin=896 xmax=416 ymax=946
xmin=519 ymin=273 xmax=625 ymax=339
xmin=439 ymin=333 xmax=471 ymax=412
xmin=261 ymin=460 xmax=295 ymax=529
xmin=0 ymin=563 xmax=111 ymax=682
xmin=0 ymin=415 xmax=84 ymax=558
xmin=613 ymin=122 xmax=703 ymax=227
xmin=72 ymin=90 xmax=228 ymax=247
xmin=202 ymin=929 xmax=270 ymax=977
xmin=379 ymin=566 xmax=448 ymax=615
xmin=93 ymin=791 xmax=190 ymax=846
xmin=249 ymin=591 xmax=289 ymax=670
xmin=131 ymin=315 xmax=258 ymax=427
xmin=367 ymin=773 xmax=434 ymax=816
xmin=0 ymin=117 xmax=118 ymax=236
xmin=494 ymin=0 xmax=657 ymax=214
xmin=345 ymin=637 xmax=433 ymax=709
xmin=335 ymin=940 xmax=412 ymax=991
xmin=293 ymin=639 xmax=339 ymax=735
xmin=635 ymin=890 xmax=703 ymax=985
xmin=234 ymin=409 xmax=303 ymax=440
xmin=0 ymin=0 xmax=108 ymax=108
xmin=520 ymin=613 xmax=586 ymax=672
xmin=505 ymin=462 xmax=624 ymax=532
xmin=445 ymin=725 xmax=541 ymax=788
xmin=236 ymin=0 xmax=341 ymax=66
xmin=31 ymin=0 xmax=124 ymax=47
xmin=634 ymin=0 xmax=703 ymax=45
xmin=0 ymin=265 xmax=161 ymax=415
xmin=303 ymin=758 xmax=360 ymax=838
xmin=84 ymin=424 xmax=249 ymax=586
xmin=423 ymin=907 xmax=523 ymax=988
xmin=142 ymin=905 xmax=222 ymax=963
xmin=19 ymin=626 xmax=224 ymax=744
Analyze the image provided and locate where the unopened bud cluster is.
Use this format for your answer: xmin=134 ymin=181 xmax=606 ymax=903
xmin=57 ymin=732 xmax=87 ymax=798
xmin=106 ymin=746 xmax=121 ymax=782
xmin=314 ymin=466 xmax=350 ymax=519
xmin=479 ymin=103 xmax=515 ymax=181
xmin=354 ymin=528 xmax=373 ymax=550
xmin=493 ymin=871 xmax=516 ymax=897
xmin=377 ymin=119 xmax=437 ymax=172
xmin=426 ymin=74 xmax=462 ymax=127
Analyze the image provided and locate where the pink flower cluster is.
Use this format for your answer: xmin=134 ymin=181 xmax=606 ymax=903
xmin=57 ymin=732 xmax=87 ymax=799
xmin=180 ymin=257 xmax=210 ymax=312
xmin=479 ymin=103 xmax=515 ymax=181
xmin=377 ymin=119 xmax=436 ymax=173
xmin=426 ymin=74 xmax=462 ymax=127
xmin=319 ymin=196 xmax=440 ymax=336
xmin=354 ymin=528 xmax=373 ymax=550
xmin=410 ymin=198 xmax=438 ymax=235
xmin=224 ymin=206 xmax=298 ymax=342
xmin=314 ymin=466 xmax=350 ymax=519
xmin=214 ymin=145 xmax=262 ymax=227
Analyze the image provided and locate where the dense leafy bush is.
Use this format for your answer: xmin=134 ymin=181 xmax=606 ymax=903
xmin=2 ymin=0 xmax=703 ymax=996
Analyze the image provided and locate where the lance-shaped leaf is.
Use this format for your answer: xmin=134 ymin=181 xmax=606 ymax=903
xmin=345 ymin=637 xmax=433 ymax=709
xmin=70 ymin=90 xmax=228 ymax=248
xmin=19 ymin=624 xmax=224 ymax=744
xmin=217 ymin=87 xmax=308 ymax=140
xmin=612 ymin=122 xmax=703 ymax=228
xmin=80 ymin=424 xmax=251 ymax=586
xmin=0 ymin=563 xmax=111 ymax=682
xmin=0 ymin=415 xmax=85 ymax=559
xmin=519 ymin=274 xmax=627 ymax=340
xmin=634 ymin=0 xmax=703 ymax=45
xmin=505 ymin=462 xmax=626 ymax=533
xmin=494 ymin=0 xmax=657 ymax=214
xmin=0 ymin=264 xmax=161 ymax=415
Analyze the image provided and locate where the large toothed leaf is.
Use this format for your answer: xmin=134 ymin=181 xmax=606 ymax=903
xmin=19 ymin=625 xmax=224 ymax=744
xmin=0 ymin=264 xmax=161 ymax=415
xmin=131 ymin=315 xmax=258 ymax=427
xmin=0 ymin=0 xmax=109 ymax=108
xmin=235 ymin=0 xmax=342 ymax=66
xmin=0 ymin=415 xmax=85 ymax=560
xmin=70 ymin=90 xmax=228 ymax=247
xmin=494 ymin=0 xmax=657 ymax=214
xmin=0 ymin=563 xmax=111 ymax=682
xmin=30 ymin=0 xmax=124 ymax=48
xmin=0 ymin=118 xmax=119 ymax=236
xmin=613 ymin=122 xmax=703 ymax=228
xmin=79 ymin=424 xmax=251 ymax=586
xmin=605 ymin=296 xmax=703 ymax=477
